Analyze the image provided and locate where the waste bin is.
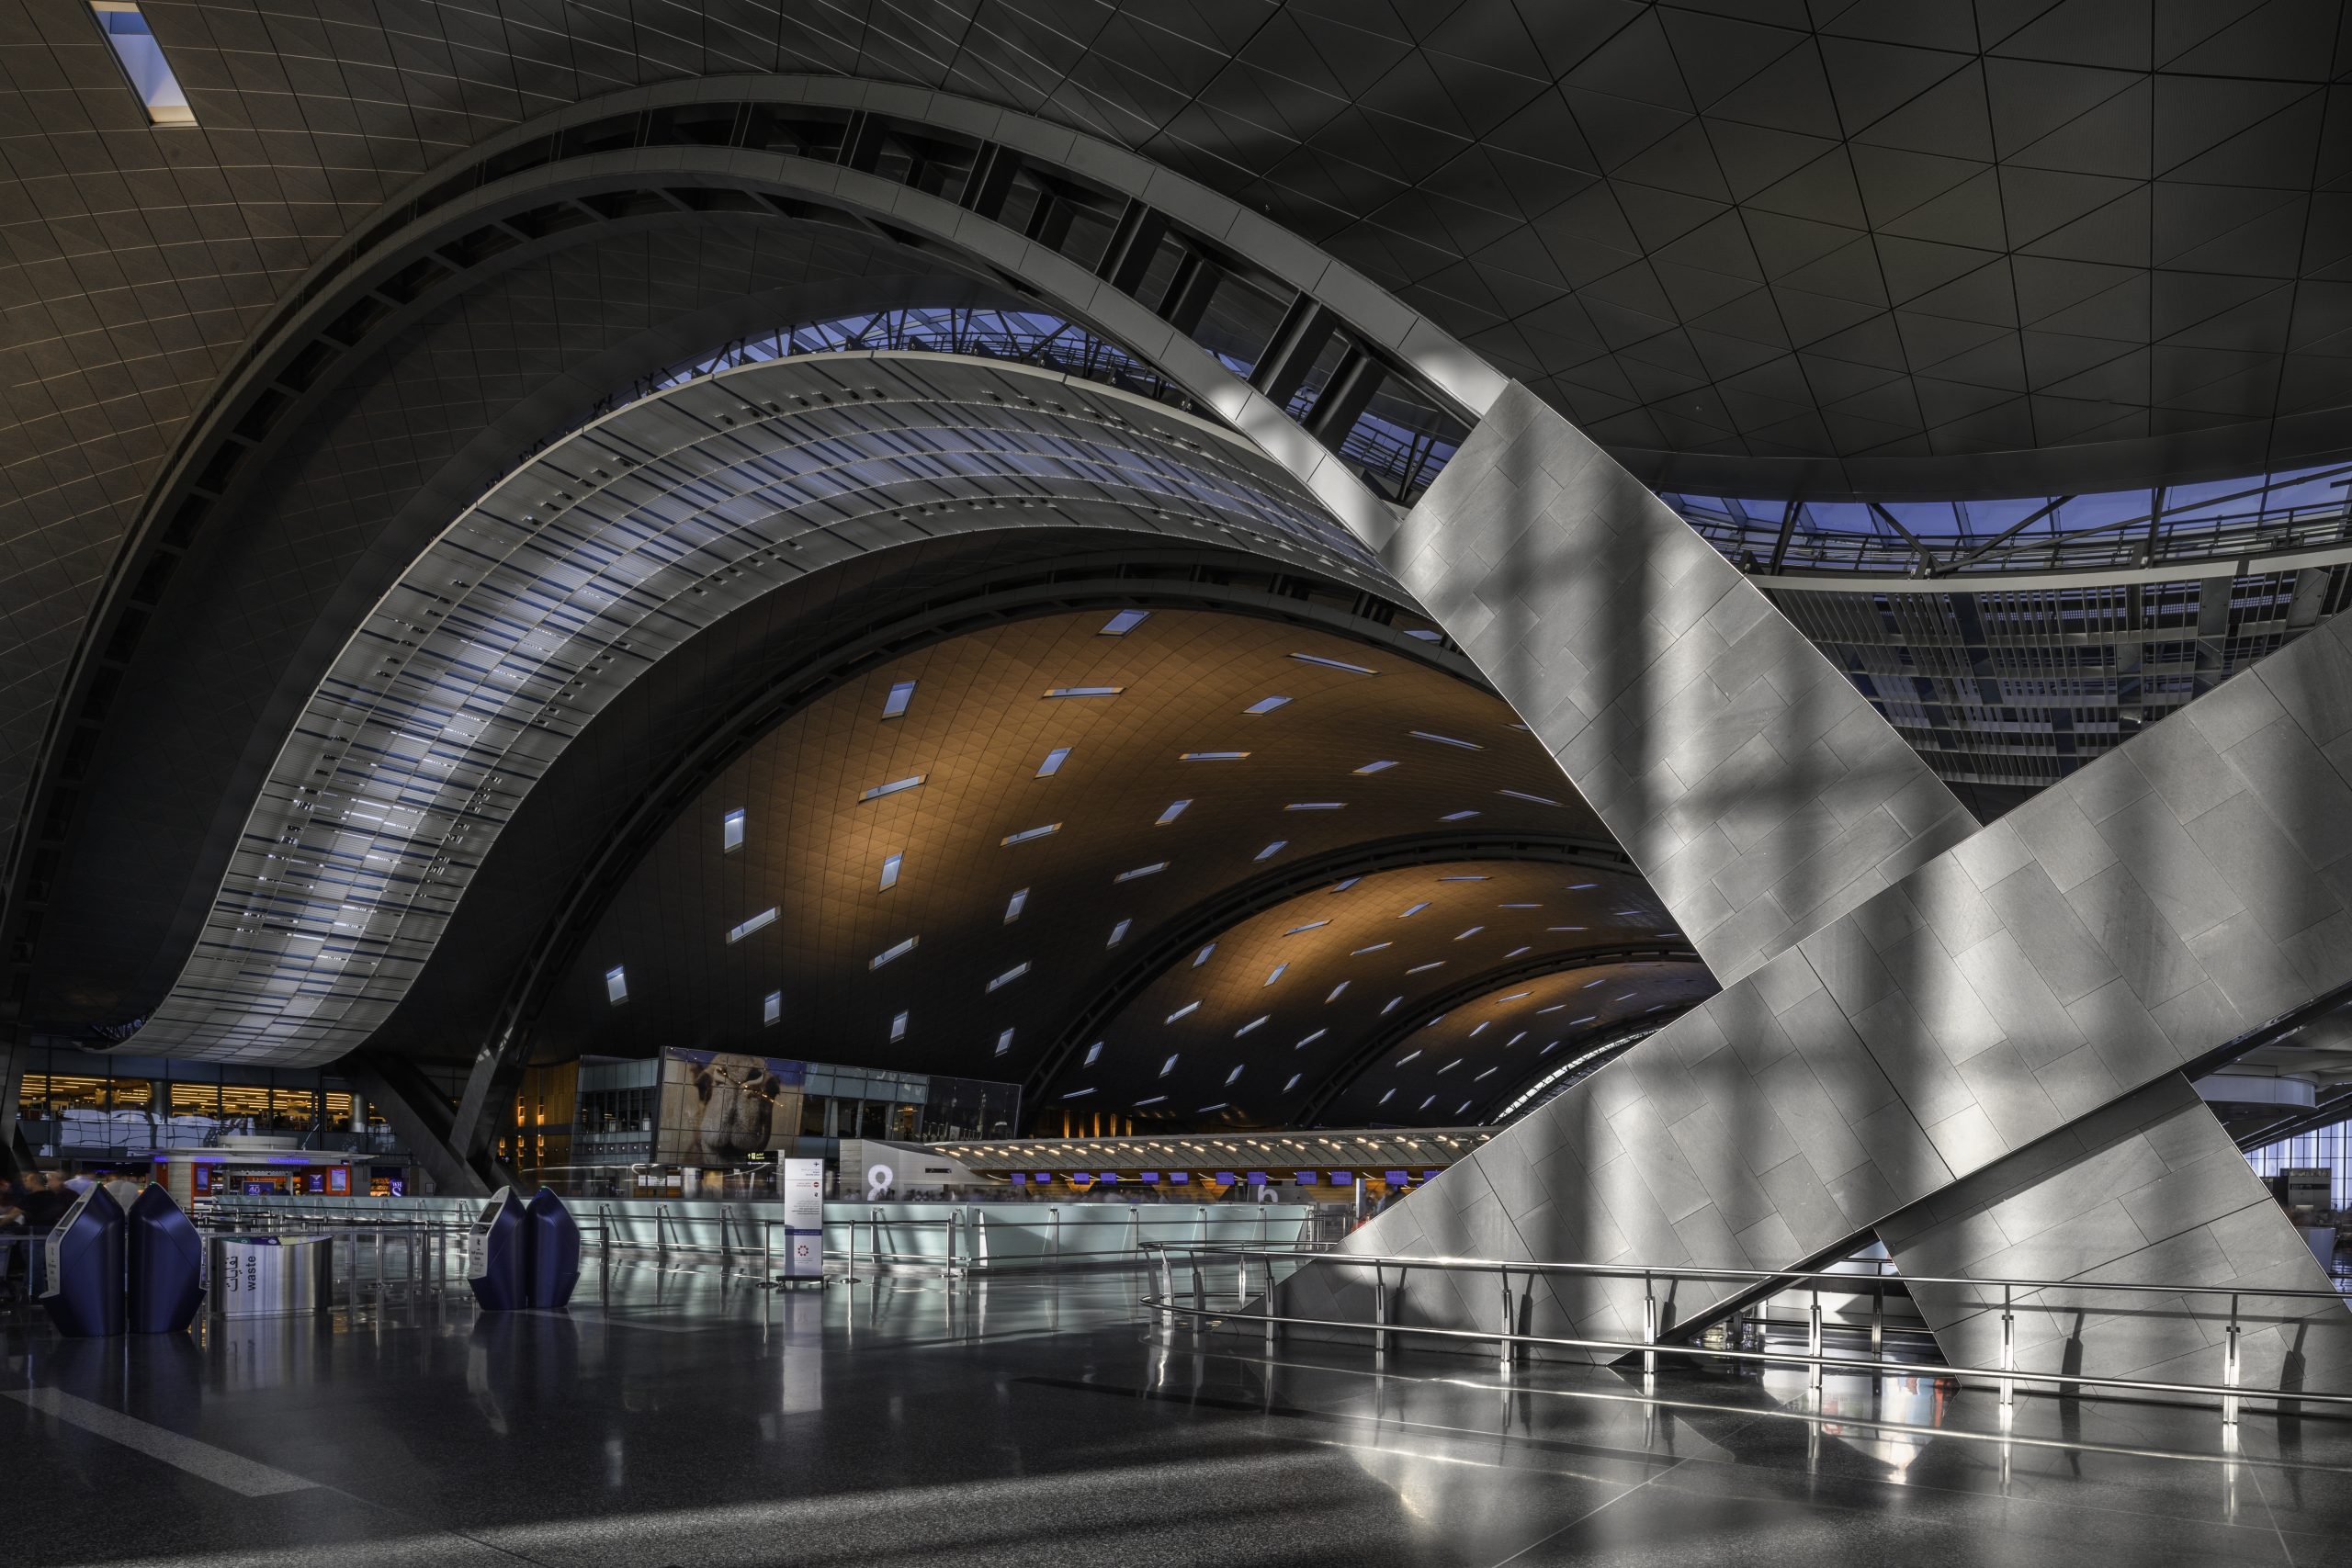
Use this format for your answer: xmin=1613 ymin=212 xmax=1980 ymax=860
xmin=126 ymin=1186 xmax=204 ymax=1334
xmin=40 ymin=1186 xmax=126 ymax=1338
xmin=207 ymin=1235 xmax=334 ymax=1317
xmin=523 ymin=1189 xmax=580 ymax=1309
xmin=466 ymin=1188 xmax=528 ymax=1311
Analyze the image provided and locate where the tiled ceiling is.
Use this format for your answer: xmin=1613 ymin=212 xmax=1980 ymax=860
xmin=537 ymin=606 xmax=1706 ymax=1128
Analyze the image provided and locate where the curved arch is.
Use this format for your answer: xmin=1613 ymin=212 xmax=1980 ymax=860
xmin=1294 ymin=948 xmax=1705 ymax=1127
xmin=121 ymin=353 xmax=1381 ymax=1066
xmin=7 ymin=75 xmax=1511 ymax=1043
xmin=1018 ymin=830 xmax=1636 ymax=1111
xmin=434 ymin=557 xmax=1482 ymax=1158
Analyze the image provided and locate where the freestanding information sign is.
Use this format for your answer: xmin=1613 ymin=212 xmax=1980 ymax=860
xmin=40 ymin=1186 xmax=126 ymax=1337
xmin=466 ymin=1188 xmax=527 ymax=1310
xmin=523 ymin=1188 xmax=580 ymax=1309
xmin=782 ymin=1158 xmax=824 ymax=1282
xmin=125 ymin=1185 xmax=203 ymax=1333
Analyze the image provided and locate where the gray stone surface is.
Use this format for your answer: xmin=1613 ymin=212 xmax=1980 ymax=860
xmin=1316 ymin=388 xmax=2352 ymax=1383
xmin=1883 ymin=1074 xmax=2352 ymax=1393
xmin=1376 ymin=384 xmax=1979 ymax=987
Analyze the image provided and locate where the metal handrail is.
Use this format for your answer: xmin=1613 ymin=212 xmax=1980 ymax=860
xmin=1143 ymin=1244 xmax=2352 ymax=1303
xmin=1141 ymin=1241 xmax=2352 ymax=1427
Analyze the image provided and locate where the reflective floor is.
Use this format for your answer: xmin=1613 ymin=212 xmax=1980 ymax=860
xmin=4 ymin=1259 xmax=2351 ymax=1566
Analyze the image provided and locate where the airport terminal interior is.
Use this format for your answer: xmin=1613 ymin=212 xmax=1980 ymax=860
xmin=14 ymin=2 xmax=2352 ymax=1563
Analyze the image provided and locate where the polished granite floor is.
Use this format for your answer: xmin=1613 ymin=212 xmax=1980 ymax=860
xmin=4 ymin=1259 xmax=2350 ymax=1568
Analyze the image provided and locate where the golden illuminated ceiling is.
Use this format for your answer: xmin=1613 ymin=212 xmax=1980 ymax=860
xmin=537 ymin=600 xmax=1714 ymax=1128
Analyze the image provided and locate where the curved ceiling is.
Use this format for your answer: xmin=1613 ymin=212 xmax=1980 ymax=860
xmin=537 ymin=606 xmax=1711 ymax=1129
xmin=108 ymin=353 xmax=1373 ymax=1066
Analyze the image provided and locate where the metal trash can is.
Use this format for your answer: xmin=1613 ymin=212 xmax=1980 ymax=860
xmin=207 ymin=1235 xmax=333 ymax=1317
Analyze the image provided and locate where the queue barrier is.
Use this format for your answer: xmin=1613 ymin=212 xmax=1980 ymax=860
xmin=199 ymin=1193 xmax=1320 ymax=1277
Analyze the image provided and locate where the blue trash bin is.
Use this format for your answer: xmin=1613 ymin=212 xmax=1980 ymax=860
xmin=523 ymin=1189 xmax=580 ymax=1310
xmin=40 ymin=1186 xmax=126 ymax=1338
xmin=465 ymin=1188 xmax=528 ymax=1311
xmin=125 ymin=1185 xmax=203 ymax=1334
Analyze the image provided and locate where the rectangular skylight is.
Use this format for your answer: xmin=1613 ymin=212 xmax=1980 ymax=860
xmin=1407 ymin=960 xmax=1445 ymax=975
xmin=1468 ymin=1021 xmax=1488 ymax=1036
xmin=1193 ymin=943 xmax=1216 ymax=966
xmin=986 ymin=962 xmax=1030 ymax=992
xmin=605 ymin=965 xmax=628 ymax=1005
xmin=1001 ymin=823 xmax=1061 ymax=846
xmin=1159 ymin=1055 xmax=1180 ymax=1077
xmin=1410 ymin=730 xmax=1481 ymax=749
xmin=722 ymin=807 xmax=745 ymax=852
xmin=1396 ymin=1050 xmax=1421 ymax=1066
xmin=882 ymin=679 xmax=916 ymax=717
xmin=890 ymin=1010 xmax=908 ymax=1042
xmin=1498 ymin=788 xmax=1560 ymax=806
xmin=1351 ymin=942 xmax=1390 ymax=956
xmin=1263 ymin=963 xmax=1287 ymax=985
xmin=878 ymin=852 xmax=903 ymax=890
xmin=1382 ymin=997 xmax=1403 ymax=1013
xmin=1083 ymin=1041 xmax=1102 ymax=1066
xmin=1296 ymin=1028 xmax=1326 ymax=1048
xmin=1283 ymin=919 xmax=1330 ymax=936
xmin=1036 ymin=747 xmax=1071 ymax=777
xmin=1253 ymin=840 xmax=1287 ymax=861
xmin=1004 ymin=887 xmax=1028 ymax=923
xmin=1225 ymin=1065 xmax=1246 ymax=1085
xmin=1284 ymin=1073 xmax=1302 ymax=1092
xmin=763 ymin=991 xmax=782 ymax=1026
xmin=1166 ymin=1001 xmax=1200 ymax=1023
xmin=1506 ymin=945 xmax=1532 ymax=957
xmin=861 ymin=773 xmax=925 ymax=801
xmin=1499 ymin=901 xmax=1538 ymax=908
xmin=1115 ymin=862 xmax=1167 ymax=882
xmin=1399 ymin=902 xmax=1430 ymax=918
xmin=870 ymin=935 xmax=918 ymax=969
xmin=1235 ymin=1016 xmax=1267 ymax=1037
xmin=1156 ymin=799 xmax=1191 ymax=825
xmin=1045 ymin=685 xmax=1124 ymax=698
xmin=1136 ymin=1095 xmax=1168 ymax=1107
xmin=1326 ymin=982 xmax=1348 ymax=1001
xmin=1455 ymin=925 xmax=1484 ymax=940
xmin=1440 ymin=809 xmax=1480 ymax=822
xmin=995 ymin=1028 xmax=1015 ymax=1055
xmin=1244 ymin=695 xmax=1292 ymax=715
xmin=1354 ymin=760 xmax=1397 ymax=774
xmin=90 ymin=4 xmax=194 ymax=125
xmin=1378 ymin=1089 xmax=1396 ymax=1105
xmin=726 ymin=908 xmax=778 ymax=943
xmin=1101 ymin=610 xmax=1150 ymax=635
xmin=1291 ymin=652 xmax=1376 ymax=674
xmin=1439 ymin=874 xmax=1489 ymax=882
xmin=1180 ymin=750 xmax=1250 ymax=761
xmin=1107 ymin=918 xmax=1131 ymax=947
xmin=1284 ymin=801 xmax=1344 ymax=811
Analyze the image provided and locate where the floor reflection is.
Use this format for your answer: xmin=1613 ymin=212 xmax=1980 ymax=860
xmin=4 ymin=1262 xmax=2350 ymax=1567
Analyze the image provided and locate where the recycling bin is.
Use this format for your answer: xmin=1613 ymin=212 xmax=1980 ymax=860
xmin=40 ymin=1186 xmax=126 ymax=1338
xmin=523 ymin=1188 xmax=580 ymax=1309
xmin=126 ymin=1185 xmax=204 ymax=1334
xmin=466 ymin=1188 xmax=528 ymax=1311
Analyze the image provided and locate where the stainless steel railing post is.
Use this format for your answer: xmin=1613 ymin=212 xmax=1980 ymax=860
xmin=1807 ymin=1287 xmax=1823 ymax=1392
xmin=1262 ymin=1258 xmax=1278 ymax=1352
xmin=1643 ymin=1273 xmax=1657 ymax=1377
xmin=1998 ymin=1284 xmax=2015 ymax=1409
xmin=1374 ymin=1265 xmax=1390 ymax=1364
xmin=1498 ymin=1270 xmax=1514 ymax=1376
xmin=2223 ymin=1292 xmax=2242 ymax=1429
